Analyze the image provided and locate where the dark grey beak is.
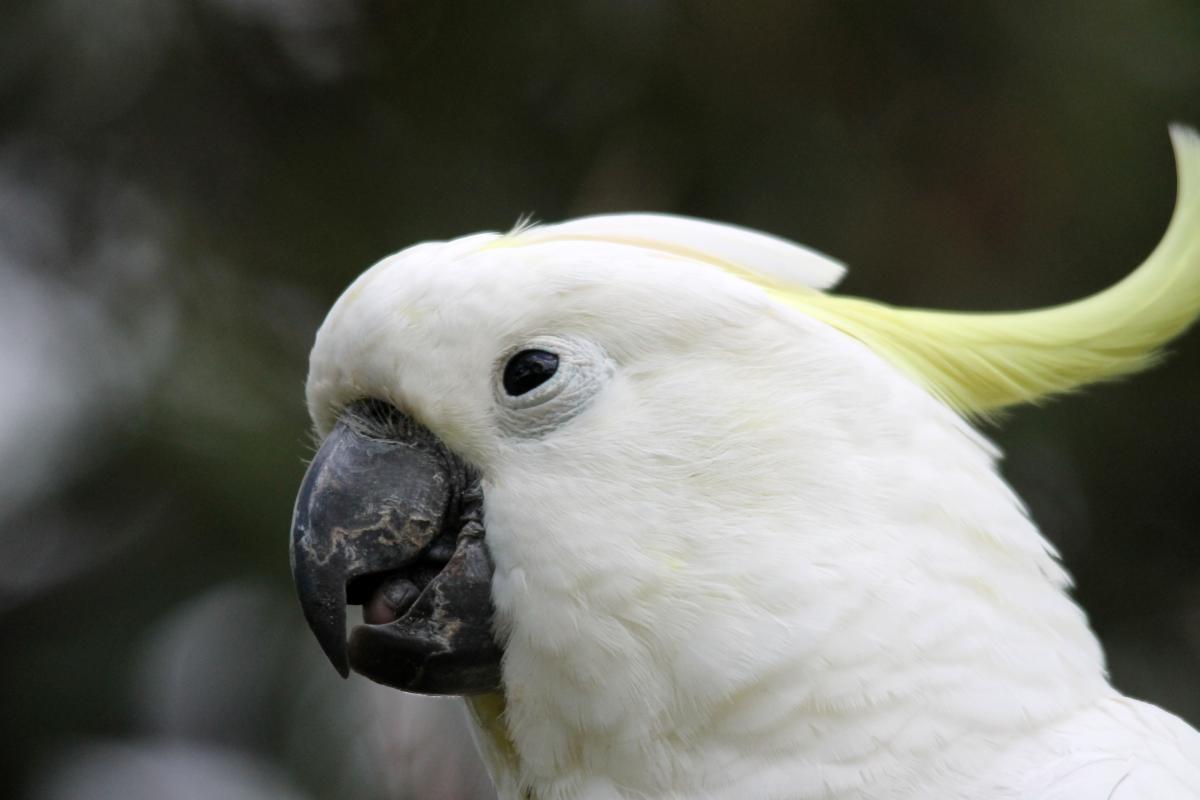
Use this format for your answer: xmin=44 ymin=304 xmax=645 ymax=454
xmin=289 ymin=402 xmax=502 ymax=695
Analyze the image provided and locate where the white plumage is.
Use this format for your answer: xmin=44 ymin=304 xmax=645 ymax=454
xmin=305 ymin=132 xmax=1200 ymax=799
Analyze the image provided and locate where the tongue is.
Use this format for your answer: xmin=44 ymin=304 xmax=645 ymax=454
xmin=363 ymin=575 xmax=421 ymax=625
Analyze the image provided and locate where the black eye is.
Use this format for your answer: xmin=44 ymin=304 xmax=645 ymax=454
xmin=503 ymin=349 xmax=559 ymax=396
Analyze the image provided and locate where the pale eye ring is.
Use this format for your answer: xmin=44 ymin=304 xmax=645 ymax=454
xmin=493 ymin=335 xmax=613 ymax=436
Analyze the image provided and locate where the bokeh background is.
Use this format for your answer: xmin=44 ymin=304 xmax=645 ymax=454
xmin=4 ymin=2 xmax=1200 ymax=798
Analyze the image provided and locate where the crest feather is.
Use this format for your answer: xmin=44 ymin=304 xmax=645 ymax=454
xmin=771 ymin=126 xmax=1200 ymax=416
xmin=504 ymin=212 xmax=846 ymax=291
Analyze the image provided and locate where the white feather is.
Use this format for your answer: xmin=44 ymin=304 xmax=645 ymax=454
xmin=507 ymin=212 xmax=846 ymax=291
xmin=305 ymin=210 xmax=1200 ymax=799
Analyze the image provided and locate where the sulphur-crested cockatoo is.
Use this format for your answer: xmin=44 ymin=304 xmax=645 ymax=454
xmin=290 ymin=128 xmax=1200 ymax=799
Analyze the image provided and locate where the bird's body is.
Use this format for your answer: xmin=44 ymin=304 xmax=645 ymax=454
xmin=294 ymin=130 xmax=1200 ymax=799
xmin=989 ymin=696 xmax=1200 ymax=798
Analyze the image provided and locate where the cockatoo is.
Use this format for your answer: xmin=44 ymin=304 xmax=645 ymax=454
xmin=290 ymin=128 xmax=1200 ymax=799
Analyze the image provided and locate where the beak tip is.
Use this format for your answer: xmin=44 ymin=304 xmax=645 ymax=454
xmin=312 ymin=620 xmax=351 ymax=679
xmin=315 ymin=633 xmax=351 ymax=679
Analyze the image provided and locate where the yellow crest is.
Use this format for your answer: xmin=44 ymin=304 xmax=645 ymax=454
xmin=504 ymin=127 xmax=1199 ymax=418
xmin=770 ymin=126 xmax=1200 ymax=416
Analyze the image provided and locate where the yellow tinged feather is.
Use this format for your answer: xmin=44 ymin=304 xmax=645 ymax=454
xmin=768 ymin=126 xmax=1200 ymax=416
xmin=465 ymin=693 xmax=520 ymax=780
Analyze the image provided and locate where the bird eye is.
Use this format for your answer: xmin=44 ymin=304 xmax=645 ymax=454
xmin=502 ymin=349 xmax=559 ymax=396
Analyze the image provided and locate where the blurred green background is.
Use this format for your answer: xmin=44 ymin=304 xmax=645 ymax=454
xmin=3 ymin=2 xmax=1200 ymax=799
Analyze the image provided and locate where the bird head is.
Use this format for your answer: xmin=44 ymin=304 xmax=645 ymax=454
xmin=289 ymin=131 xmax=1200 ymax=779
